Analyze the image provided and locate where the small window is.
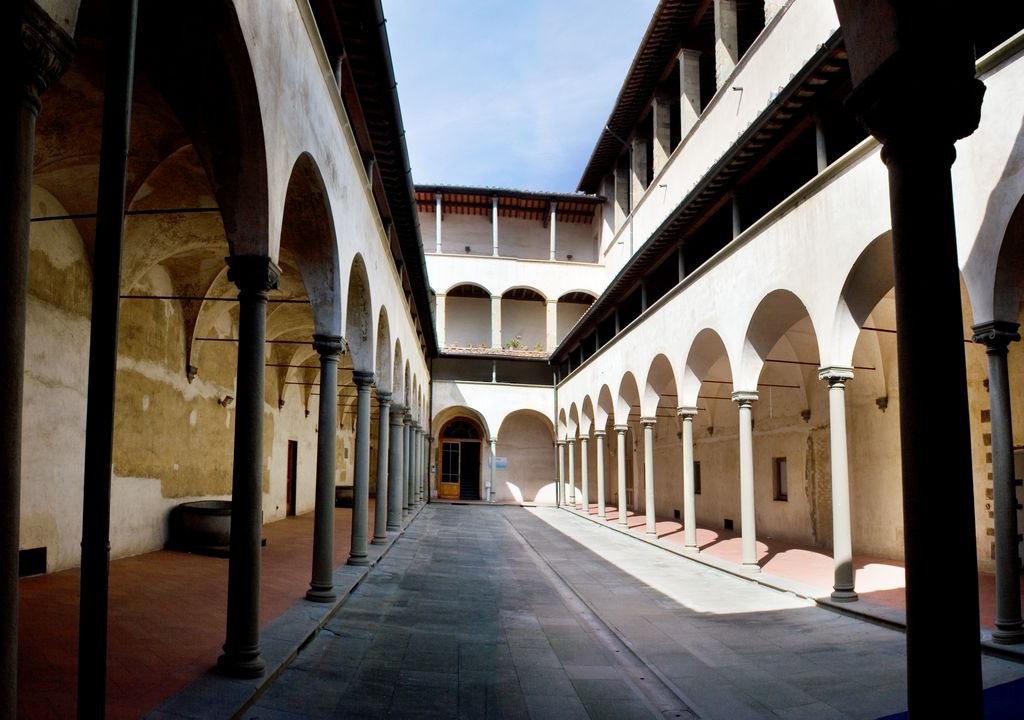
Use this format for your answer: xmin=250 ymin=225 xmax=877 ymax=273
xmin=773 ymin=457 xmax=788 ymax=501
xmin=693 ymin=461 xmax=702 ymax=495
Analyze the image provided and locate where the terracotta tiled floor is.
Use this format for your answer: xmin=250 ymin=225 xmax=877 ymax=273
xmin=18 ymin=502 xmax=376 ymax=720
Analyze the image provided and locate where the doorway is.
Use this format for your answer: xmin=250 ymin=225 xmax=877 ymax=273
xmin=286 ymin=440 xmax=298 ymax=516
xmin=438 ymin=418 xmax=482 ymax=500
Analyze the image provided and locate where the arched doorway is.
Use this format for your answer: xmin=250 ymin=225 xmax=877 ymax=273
xmin=439 ymin=418 xmax=483 ymax=500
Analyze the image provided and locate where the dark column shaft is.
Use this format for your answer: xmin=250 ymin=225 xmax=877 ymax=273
xmin=348 ymin=371 xmax=373 ymax=565
xmin=218 ymin=256 xmax=279 ymax=678
xmin=973 ymin=322 xmax=1024 ymax=643
xmin=307 ymin=336 xmax=342 ymax=603
xmin=1 ymin=5 xmax=72 ymax=715
xmin=77 ymin=2 xmax=137 ymax=714
xmin=387 ymin=405 xmax=405 ymax=530
xmin=372 ymin=394 xmax=391 ymax=544
xmin=886 ymin=140 xmax=982 ymax=714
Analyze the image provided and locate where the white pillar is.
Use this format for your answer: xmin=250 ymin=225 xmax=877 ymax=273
xmin=491 ymin=195 xmax=499 ymax=256
xmin=567 ymin=438 xmax=576 ymax=508
xmin=548 ymin=202 xmax=557 ymax=261
xmin=631 ymin=136 xmax=648 ymax=205
xmin=435 ymin=293 xmax=446 ymax=348
xmin=580 ymin=436 xmax=590 ymax=514
xmin=545 ymin=299 xmax=558 ymax=352
xmin=652 ymin=95 xmax=672 ymax=173
xmin=679 ymin=407 xmax=699 ymax=551
xmin=488 ymin=437 xmax=497 ymax=503
xmin=557 ymin=441 xmax=566 ymax=506
xmin=490 ymin=295 xmax=501 ymax=348
xmin=434 ymin=192 xmax=442 ymax=253
xmin=641 ymin=418 xmax=657 ymax=535
xmin=615 ymin=425 xmax=628 ymax=526
xmin=679 ymin=49 xmax=702 ymax=139
xmin=820 ymin=367 xmax=857 ymax=601
xmin=714 ymin=0 xmax=739 ymax=88
xmin=733 ymin=391 xmax=759 ymax=571
xmin=595 ymin=430 xmax=607 ymax=520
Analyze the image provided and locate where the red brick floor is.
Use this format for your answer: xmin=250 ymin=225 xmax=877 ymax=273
xmin=586 ymin=502 xmax=1020 ymax=629
xmin=17 ymin=502 xmax=376 ymax=720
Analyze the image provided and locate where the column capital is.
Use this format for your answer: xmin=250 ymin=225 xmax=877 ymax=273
xmin=846 ymin=52 xmax=984 ymax=159
xmin=352 ymin=370 xmax=374 ymax=387
xmin=613 ymin=424 xmax=629 ymax=434
xmin=731 ymin=391 xmax=758 ymax=406
xmin=376 ymin=391 xmax=392 ymax=406
xmin=818 ymin=366 xmax=855 ymax=385
xmin=12 ymin=1 xmax=75 ymax=111
xmin=640 ymin=416 xmax=657 ymax=427
xmin=312 ymin=334 xmax=345 ymax=358
xmin=972 ymin=321 xmax=1021 ymax=353
xmin=677 ymin=406 xmax=699 ymax=418
xmin=226 ymin=255 xmax=281 ymax=295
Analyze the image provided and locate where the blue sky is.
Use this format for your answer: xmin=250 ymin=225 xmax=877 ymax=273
xmin=383 ymin=1 xmax=659 ymax=193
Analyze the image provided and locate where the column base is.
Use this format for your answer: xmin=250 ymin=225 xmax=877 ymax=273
xmin=371 ymin=537 xmax=388 ymax=546
xmin=992 ymin=626 xmax=1024 ymax=645
xmin=830 ymin=588 xmax=859 ymax=603
xmin=347 ymin=555 xmax=369 ymax=567
xmin=216 ymin=648 xmax=265 ymax=678
xmin=305 ymin=587 xmax=336 ymax=604
xmin=741 ymin=562 xmax=761 ymax=574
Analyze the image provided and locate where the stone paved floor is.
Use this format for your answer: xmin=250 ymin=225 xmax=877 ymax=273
xmin=245 ymin=505 xmax=1024 ymax=719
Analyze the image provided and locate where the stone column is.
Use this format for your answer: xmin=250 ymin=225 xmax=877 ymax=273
xmin=489 ymin=437 xmax=497 ymax=502
xmin=218 ymin=257 xmax=281 ymax=678
xmin=652 ymin=94 xmax=672 ymax=173
xmin=491 ymin=195 xmax=499 ymax=256
xmin=595 ymin=430 xmax=607 ymax=519
xmin=348 ymin=371 xmax=374 ymax=566
xmin=372 ymin=393 xmax=391 ymax=545
xmin=403 ymin=414 xmax=413 ymax=514
xmin=580 ymin=436 xmax=590 ymax=514
xmin=435 ymin=293 xmax=446 ymax=348
xmin=546 ymin=299 xmax=558 ymax=351
xmin=615 ymin=425 xmax=629 ymax=526
xmin=434 ymin=192 xmax=442 ymax=253
xmin=387 ymin=404 xmax=406 ymax=530
xmin=306 ymin=335 xmax=344 ymax=602
xmin=490 ymin=294 xmax=502 ymax=348
xmin=843 ymin=39 xmax=986 ymax=710
xmin=556 ymin=441 xmax=565 ymax=506
xmin=679 ymin=407 xmax=699 ymax=551
xmin=733 ymin=391 xmax=759 ymax=571
xmin=678 ymin=49 xmax=701 ymax=139
xmin=1 ymin=5 xmax=72 ymax=714
xmin=819 ymin=367 xmax=857 ymax=601
xmin=548 ymin=202 xmax=557 ymax=260
xmin=567 ymin=438 xmax=577 ymax=508
xmin=973 ymin=321 xmax=1024 ymax=643
xmin=641 ymin=418 xmax=657 ymax=535
xmin=714 ymin=0 xmax=739 ymax=87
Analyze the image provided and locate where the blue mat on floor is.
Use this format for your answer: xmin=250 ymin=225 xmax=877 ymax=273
xmin=878 ymin=676 xmax=1024 ymax=719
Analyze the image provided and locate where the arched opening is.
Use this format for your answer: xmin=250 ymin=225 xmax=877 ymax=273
xmin=438 ymin=417 xmax=484 ymax=500
xmin=556 ymin=291 xmax=596 ymax=345
xmin=445 ymin=283 xmax=491 ymax=349
xmin=500 ymin=287 xmax=545 ymax=351
xmin=495 ymin=410 xmax=556 ymax=504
